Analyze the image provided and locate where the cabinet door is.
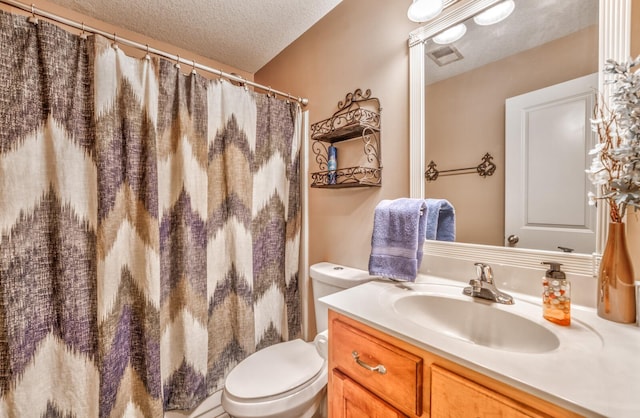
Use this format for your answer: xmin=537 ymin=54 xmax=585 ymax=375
xmin=331 ymin=369 xmax=408 ymax=418
xmin=431 ymin=365 xmax=545 ymax=418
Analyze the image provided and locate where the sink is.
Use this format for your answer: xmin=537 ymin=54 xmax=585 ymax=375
xmin=391 ymin=288 xmax=560 ymax=353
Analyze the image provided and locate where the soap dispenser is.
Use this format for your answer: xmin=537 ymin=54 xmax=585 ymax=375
xmin=541 ymin=262 xmax=571 ymax=326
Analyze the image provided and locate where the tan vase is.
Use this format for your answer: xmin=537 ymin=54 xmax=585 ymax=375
xmin=597 ymin=222 xmax=637 ymax=323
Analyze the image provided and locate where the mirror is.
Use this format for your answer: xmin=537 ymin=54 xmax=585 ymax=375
xmin=409 ymin=0 xmax=631 ymax=271
xmin=423 ymin=0 xmax=597 ymax=253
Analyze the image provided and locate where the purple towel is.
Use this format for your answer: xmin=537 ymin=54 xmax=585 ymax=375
xmin=425 ymin=199 xmax=456 ymax=241
xmin=368 ymin=198 xmax=427 ymax=281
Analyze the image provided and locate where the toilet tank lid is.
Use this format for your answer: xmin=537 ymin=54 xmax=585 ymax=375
xmin=310 ymin=262 xmax=377 ymax=288
xmin=224 ymin=339 xmax=324 ymax=400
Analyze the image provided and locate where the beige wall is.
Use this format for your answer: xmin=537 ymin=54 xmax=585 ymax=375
xmin=0 ymin=0 xmax=252 ymax=81
xmin=256 ymin=0 xmax=417 ymax=270
xmin=425 ymin=26 xmax=598 ymax=246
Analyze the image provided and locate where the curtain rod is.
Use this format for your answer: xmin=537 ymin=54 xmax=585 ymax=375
xmin=0 ymin=0 xmax=309 ymax=106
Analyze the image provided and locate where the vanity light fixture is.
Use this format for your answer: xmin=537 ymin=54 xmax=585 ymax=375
xmin=473 ymin=0 xmax=515 ymax=26
xmin=408 ymin=0 xmax=444 ymax=23
xmin=432 ymin=23 xmax=467 ymax=44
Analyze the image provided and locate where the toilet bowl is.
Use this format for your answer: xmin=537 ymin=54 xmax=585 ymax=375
xmin=221 ymin=262 xmax=375 ymax=418
xmin=222 ymin=339 xmax=327 ymax=418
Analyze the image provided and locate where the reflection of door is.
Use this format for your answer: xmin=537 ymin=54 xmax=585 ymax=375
xmin=505 ymin=73 xmax=597 ymax=253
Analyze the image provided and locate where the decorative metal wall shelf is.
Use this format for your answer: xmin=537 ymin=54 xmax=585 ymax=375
xmin=425 ymin=152 xmax=496 ymax=182
xmin=311 ymin=167 xmax=382 ymax=188
xmin=310 ymin=89 xmax=382 ymax=188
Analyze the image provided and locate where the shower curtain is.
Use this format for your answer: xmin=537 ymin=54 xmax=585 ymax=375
xmin=0 ymin=10 xmax=301 ymax=417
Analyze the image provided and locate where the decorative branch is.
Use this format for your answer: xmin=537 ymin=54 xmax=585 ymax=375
xmin=587 ymin=57 xmax=640 ymax=222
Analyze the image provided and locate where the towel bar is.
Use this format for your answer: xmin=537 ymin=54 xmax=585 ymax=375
xmin=424 ymin=153 xmax=496 ymax=182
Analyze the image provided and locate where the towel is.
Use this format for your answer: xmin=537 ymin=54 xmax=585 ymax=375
xmin=368 ymin=198 xmax=427 ymax=281
xmin=425 ymin=199 xmax=456 ymax=241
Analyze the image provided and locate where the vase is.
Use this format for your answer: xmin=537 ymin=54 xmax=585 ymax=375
xmin=597 ymin=222 xmax=637 ymax=323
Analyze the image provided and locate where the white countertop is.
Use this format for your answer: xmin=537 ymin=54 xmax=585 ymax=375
xmin=319 ymin=275 xmax=640 ymax=417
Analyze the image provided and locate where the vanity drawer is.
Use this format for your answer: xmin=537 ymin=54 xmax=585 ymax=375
xmin=330 ymin=317 xmax=423 ymax=416
xmin=431 ymin=365 xmax=545 ymax=418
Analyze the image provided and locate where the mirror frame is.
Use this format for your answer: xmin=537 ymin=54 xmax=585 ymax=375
xmin=409 ymin=0 xmax=631 ymax=276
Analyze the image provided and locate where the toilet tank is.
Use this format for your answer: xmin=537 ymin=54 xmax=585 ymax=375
xmin=310 ymin=262 xmax=376 ymax=333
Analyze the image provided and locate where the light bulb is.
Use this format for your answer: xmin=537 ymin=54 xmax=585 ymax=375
xmin=408 ymin=0 xmax=444 ymax=23
xmin=432 ymin=23 xmax=467 ymax=44
xmin=473 ymin=0 xmax=515 ymax=26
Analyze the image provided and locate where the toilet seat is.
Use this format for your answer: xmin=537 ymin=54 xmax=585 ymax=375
xmin=222 ymin=339 xmax=328 ymax=418
xmin=225 ymin=339 xmax=324 ymax=400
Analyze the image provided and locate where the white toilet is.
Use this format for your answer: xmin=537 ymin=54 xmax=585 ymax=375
xmin=221 ymin=262 xmax=375 ymax=418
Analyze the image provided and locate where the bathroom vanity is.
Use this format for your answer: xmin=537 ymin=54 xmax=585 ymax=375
xmin=321 ymin=277 xmax=640 ymax=417
xmin=329 ymin=311 xmax=577 ymax=417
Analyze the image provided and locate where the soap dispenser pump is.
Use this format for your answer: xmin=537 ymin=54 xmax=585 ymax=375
xmin=542 ymin=262 xmax=571 ymax=326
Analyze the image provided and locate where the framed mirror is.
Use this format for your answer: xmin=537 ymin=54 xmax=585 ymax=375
xmin=409 ymin=0 xmax=631 ymax=274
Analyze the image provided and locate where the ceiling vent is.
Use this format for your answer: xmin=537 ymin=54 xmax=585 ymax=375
xmin=426 ymin=45 xmax=464 ymax=66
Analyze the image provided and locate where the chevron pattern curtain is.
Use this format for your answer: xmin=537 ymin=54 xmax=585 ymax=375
xmin=0 ymin=11 xmax=301 ymax=417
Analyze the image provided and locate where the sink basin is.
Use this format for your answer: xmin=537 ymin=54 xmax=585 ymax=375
xmin=392 ymin=290 xmax=560 ymax=353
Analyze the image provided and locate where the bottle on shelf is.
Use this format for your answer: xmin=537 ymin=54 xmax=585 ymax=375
xmin=327 ymin=145 xmax=338 ymax=184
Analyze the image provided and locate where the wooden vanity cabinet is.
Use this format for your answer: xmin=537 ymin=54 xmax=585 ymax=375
xmin=328 ymin=310 xmax=581 ymax=418
xmin=430 ymin=365 xmax=545 ymax=417
xmin=332 ymin=369 xmax=407 ymax=417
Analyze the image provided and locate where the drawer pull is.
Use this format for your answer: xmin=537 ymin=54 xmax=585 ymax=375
xmin=352 ymin=351 xmax=387 ymax=375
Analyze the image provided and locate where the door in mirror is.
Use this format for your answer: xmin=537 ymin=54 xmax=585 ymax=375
xmin=505 ymin=73 xmax=597 ymax=253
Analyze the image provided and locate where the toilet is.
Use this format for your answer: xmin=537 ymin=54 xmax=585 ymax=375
xmin=221 ymin=262 xmax=375 ymax=418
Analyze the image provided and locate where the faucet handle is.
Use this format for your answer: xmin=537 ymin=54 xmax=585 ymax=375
xmin=483 ymin=264 xmax=494 ymax=283
xmin=474 ymin=262 xmax=494 ymax=284
xmin=469 ymin=278 xmax=482 ymax=294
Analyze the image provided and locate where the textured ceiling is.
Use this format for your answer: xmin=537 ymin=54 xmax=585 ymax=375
xmin=425 ymin=0 xmax=599 ymax=83
xmin=45 ymin=0 xmax=343 ymax=73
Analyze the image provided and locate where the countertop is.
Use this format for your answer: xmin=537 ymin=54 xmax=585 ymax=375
xmin=319 ymin=275 xmax=640 ymax=417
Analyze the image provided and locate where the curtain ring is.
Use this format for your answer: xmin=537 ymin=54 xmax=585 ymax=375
xmin=144 ymin=44 xmax=151 ymax=61
xmin=28 ymin=4 xmax=39 ymax=25
xmin=191 ymin=59 xmax=197 ymax=75
xmin=234 ymin=75 xmax=248 ymax=91
xmin=112 ymin=33 xmax=119 ymax=50
xmin=175 ymin=54 xmax=181 ymax=69
xmin=79 ymin=22 xmax=88 ymax=40
xmin=286 ymin=93 xmax=291 ymax=104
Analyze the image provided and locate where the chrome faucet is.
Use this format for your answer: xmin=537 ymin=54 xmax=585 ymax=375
xmin=463 ymin=263 xmax=514 ymax=305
